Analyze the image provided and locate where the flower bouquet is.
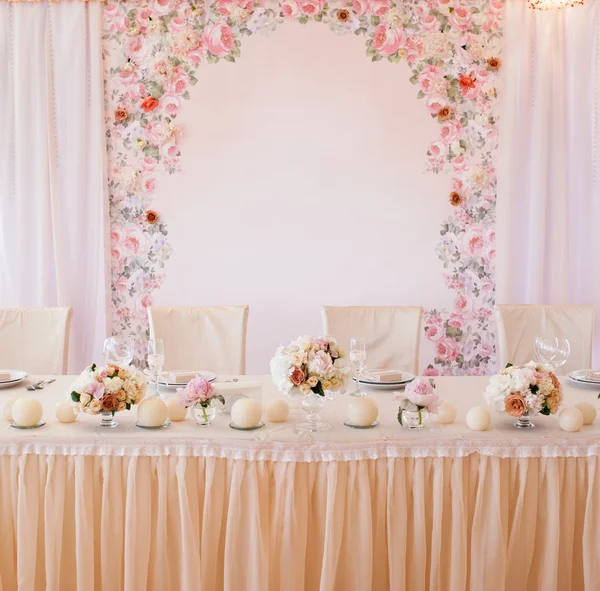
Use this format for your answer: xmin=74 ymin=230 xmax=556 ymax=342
xmin=398 ymin=378 xmax=441 ymax=429
xmin=484 ymin=361 xmax=563 ymax=428
xmin=70 ymin=363 xmax=147 ymax=427
xmin=270 ymin=336 xmax=350 ymax=432
xmin=177 ymin=376 xmax=224 ymax=426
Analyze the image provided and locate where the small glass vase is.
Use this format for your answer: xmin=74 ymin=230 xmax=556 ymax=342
xmin=192 ymin=401 xmax=217 ymax=426
xmin=297 ymin=392 xmax=331 ymax=432
xmin=514 ymin=411 xmax=535 ymax=429
xmin=398 ymin=402 xmax=428 ymax=430
xmin=100 ymin=411 xmax=118 ymax=428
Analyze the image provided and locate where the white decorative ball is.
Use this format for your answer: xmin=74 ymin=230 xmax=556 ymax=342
xmin=466 ymin=407 xmax=491 ymax=431
xmin=575 ymin=402 xmax=596 ymax=425
xmin=231 ymin=398 xmax=262 ymax=429
xmin=436 ymin=401 xmax=457 ymax=424
xmin=56 ymin=401 xmax=77 ymax=423
xmin=265 ymin=399 xmax=289 ymax=423
xmin=559 ymin=407 xmax=584 ymax=432
xmin=137 ymin=398 xmax=168 ymax=427
xmin=347 ymin=397 xmax=378 ymax=426
xmin=12 ymin=398 xmax=43 ymax=427
xmin=166 ymin=397 xmax=188 ymax=421
xmin=3 ymin=398 xmax=16 ymax=422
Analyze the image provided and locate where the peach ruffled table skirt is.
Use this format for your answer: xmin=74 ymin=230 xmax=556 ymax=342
xmin=0 ymin=376 xmax=599 ymax=591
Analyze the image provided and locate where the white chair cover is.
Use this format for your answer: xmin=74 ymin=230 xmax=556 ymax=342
xmin=148 ymin=306 xmax=249 ymax=375
xmin=321 ymin=306 xmax=423 ymax=374
xmin=0 ymin=307 xmax=72 ymax=374
xmin=494 ymin=304 xmax=595 ymax=374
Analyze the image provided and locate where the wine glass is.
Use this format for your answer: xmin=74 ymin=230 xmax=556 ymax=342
xmin=552 ymin=338 xmax=570 ymax=372
xmin=147 ymin=339 xmax=165 ymax=399
xmin=534 ymin=336 xmax=570 ymax=372
xmin=349 ymin=337 xmax=367 ymax=397
xmin=103 ymin=336 xmax=134 ymax=366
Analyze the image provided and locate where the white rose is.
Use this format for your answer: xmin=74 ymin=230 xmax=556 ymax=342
xmin=90 ymin=399 xmax=103 ymax=413
xmin=80 ymin=392 xmax=91 ymax=406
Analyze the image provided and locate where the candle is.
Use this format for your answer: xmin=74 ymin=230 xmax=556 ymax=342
xmin=559 ymin=407 xmax=584 ymax=432
xmin=12 ymin=398 xmax=43 ymax=427
xmin=436 ymin=401 xmax=457 ymax=424
xmin=231 ymin=398 xmax=262 ymax=428
xmin=466 ymin=407 xmax=491 ymax=431
xmin=575 ymin=402 xmax=596 ymax=425
xmin=3 ymin=398 xmax=16 ymax=421
xmin=265 ymin=399 xmax=289 ymax=423
xmin=347 ymin=397 xmax=378 ymax=426
xmin=166 ymin=397 xmax=188 ymax=421
xmin=137 ymin=398 xmax=169 ymax=427
xmin=56 ymin=401 xmax=77 ymax=423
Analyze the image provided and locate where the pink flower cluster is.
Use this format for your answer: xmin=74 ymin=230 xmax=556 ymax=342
xmin=177 ymin=376 xmax=217 ymax=407
xmin=404 ymin=379 xmax=441 ymax=413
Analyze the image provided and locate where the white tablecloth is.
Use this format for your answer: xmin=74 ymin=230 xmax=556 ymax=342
xmin=0 ymin=376 xmax=599 ymax=590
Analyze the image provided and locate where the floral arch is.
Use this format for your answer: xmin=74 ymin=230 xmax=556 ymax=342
xmin=104 ymin=0 xmax=503 ymax=374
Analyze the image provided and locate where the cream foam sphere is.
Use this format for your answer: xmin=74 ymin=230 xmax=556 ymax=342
xmin=347 ymin=397 xmax=378 ymax=427
xmin=56 ymin=401 xmax=77 ymax=423
xmin=466 ymin=407 xmax=491 ymax=431
xmin=436 ymin=401 xmax=457 ymax=424
xmin=265 ymin=399 xmax=289 ymax=423
xmin=559 ymin=407 xmax=584 ymax=432
xmin=166 ymin=397 xmax=188 ymax=421
xmin=231 ymin=398 xmax=262 ymax=429
xmin=575 ymin=402 xmax=596 ymax=425
xmin=3 ymin=398 xmax=16 ymax=422
xmin=137 ymin=398 xmax=169 ymax=427
xmin=12 ymin=398 xmax=43 ymax=427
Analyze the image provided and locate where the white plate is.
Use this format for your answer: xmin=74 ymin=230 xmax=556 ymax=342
xmin=567 ymin=373 xmax=600 ymax=389
xmin=158 ymin=370 xmax=217 ymax=387
xmin=357 ymin=371 xmax=415 ymax=386
xmin=0 ymin=369 xmax=28 ymax=388
xmin=568 ymin=370 xmax=600 ymax=384
xmin=355 ymin=381 xmax=411 ymax=391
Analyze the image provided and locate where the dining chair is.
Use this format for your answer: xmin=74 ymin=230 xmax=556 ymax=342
xmin=321 ymin=306 xmax=423 ymax=374
xmin=148 ymin=305 xmax=250 ymax=374
xmin=494 ymin=304 xmax=595 ymax=374
xmin=0 ymin=307 xmax=73 ymax=374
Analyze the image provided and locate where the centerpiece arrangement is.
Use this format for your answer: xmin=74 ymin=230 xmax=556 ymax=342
xmin=176 ymin=376 xmax=225 ymax=426
xmin=70 ymin=363 xmax=147 ymax=428
xmin=397 ymin=378 xmax=441 ymax=429
xmin=484 ymin=361 xmax=563 ymax=428
xmin=270 ymin=335 xmax=350 ymax=432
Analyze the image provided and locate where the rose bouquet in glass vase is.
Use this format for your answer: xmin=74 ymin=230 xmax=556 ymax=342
xmin=270 ymin=336 xmax=350 ymax=432
xmin=177 ymin=376 xmax=225 ymax=426
xmin=70 ymin=363 xmax=147 ymax=428
xmin=397 ymin=378 xmax=441 ymax=429
xmin=484 ymin=361 xmax=563 ymax=429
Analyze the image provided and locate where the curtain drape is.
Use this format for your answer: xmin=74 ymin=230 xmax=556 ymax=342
xmin=0 ymin=1 xmax=108 ymax=371
xmin=497 ymin=0 xmax=600 ymax=362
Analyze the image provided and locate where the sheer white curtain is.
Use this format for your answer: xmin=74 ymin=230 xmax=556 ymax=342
xmin=497 ymin=0 xmax=600 ymax=363
xmin=0 ymin=1 xmax=108 ymax=371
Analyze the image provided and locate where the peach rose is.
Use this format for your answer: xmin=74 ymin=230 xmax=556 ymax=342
xmin=487 ymin=57 xmax=501 ymax=71
xmin=437 ymin=106 xmax=454 ymax=121
xmin=102 ymin=394 xmax=119 ymax=413
xmin=114 ymin=108 xmax=128 ymax=123
xmin=203 ymin=22 xmax=235 ymax=57
xmin=141 ymin=96 xmax=159 ymax=112
xmin=505 ymin=393 xmax=526 ymax=417
xmin=290 ymin=367 xmax=305 ymax=386
xmin=337 ymin=8 xmax=350 ymax=21
xmin=146 ymin=210 xmax=159 ymax=224
xmin=449 ymin=191 xmax=463 ymax=206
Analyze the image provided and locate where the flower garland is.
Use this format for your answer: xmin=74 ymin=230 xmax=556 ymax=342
xmin=103 ymin=0 xmax=503 ymax=371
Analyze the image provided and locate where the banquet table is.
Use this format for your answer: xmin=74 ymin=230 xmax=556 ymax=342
xmin=0 ymin=375 xmax=599 ymax=591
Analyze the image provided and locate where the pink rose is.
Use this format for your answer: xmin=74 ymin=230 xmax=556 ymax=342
xmin=161 ymin=95 xmax=181 ymax=117
xmin=422 ymin=14 xmax=438 ymax=31
xmin=452 ymin=156 xmax=469 ymax=172
xmin=203 ymin=22 xmax=235 ymax=57
xmin=417 ymin=64 xmax=444 ymax=93
xmin=217 ymin=0 xmax=253 ymax=16
xmin=448 ymin=5 xmax=472 ymax=31
xmin=454 ymin=294 xmax=472 ymax=313
xmin=153 ymin=0 xmax=175 ymax=16
xmin=405 ymin=38 xmax=423 ymax=64
xmin=290 ymin=366 xmax=306 ymax=386
xmin=142 ymin=157 xmax=157 ymax=172
xmin=300 ymin=0 xmax=325 ymax=16
xmin=281 ymin=0 xmax=301 ymax=16
xmin=464 ymin=225 xmax=486 ymax=255
xmin=425 ymin=325 xmax=444 ymax=342
xmin=423 ymin=366 xmax=440 ymax=377
xmin=164 ymin=70 xmax=190 ymax=96
xmin=367 ymin=0 xmax=390 ymax=15
xmin=448 ymin=314 xmax=464 ymax=329
xmin=352 ymin=0 xmax=368 ymax=14
xmin=142 ymin=176 xmax=156 ymax=193
xmin=440 ymin=120 xmax=463 ymax=145
xmin=372 ymin=25 xmax=404 ymax=57
xmin=405 ymin=379 xmax=441 ymax=412
xmin=425 ymin=95 xmax=448 ymax=115
xmin=436 ymin=338 xmax=459 ymax=362
xmin=104 ymin=3 xmax=121 ymax=18
xmin=168 ymin=16 xmax=188 ymax=33
xmin=177 ymin=376 xmax=216 ymax=406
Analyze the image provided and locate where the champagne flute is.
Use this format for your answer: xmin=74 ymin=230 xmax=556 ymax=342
xmin=103 ymin=336 xmax=134 ymax=366
xmin=147 ymin=339 xmax=165 ymax=399
xmin=349 ymin=337 xmax=367 ymax=397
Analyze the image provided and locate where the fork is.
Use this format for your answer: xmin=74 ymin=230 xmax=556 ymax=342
xmin=25 ymin=380 xmax=44 ymax=391
xmin=26 ymin=379 xmax=56 ymax=391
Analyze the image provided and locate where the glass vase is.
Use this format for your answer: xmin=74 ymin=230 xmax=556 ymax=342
xmin=297 ymin=392 xmax=331 ymax=432
xmin=100 ymin=411 xmax=118 ymax=428
xmin=514 ymin=411 xmax=535 ymax=429
xmin=398 ymin=402 xmax=428 ymax=430
xmin=192 ymin=401 xmax=217 ymax=426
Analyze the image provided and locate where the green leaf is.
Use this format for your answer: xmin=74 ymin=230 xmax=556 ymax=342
xmin=230 ymin=46 xmax=241 ymax=58
xmin=217 ymin=395 xmax=226 ymax=405
xmin=71 ymin=392 xmax=81 ymax=403
xmin=311 ymin=382 xmax=325 ymax=396
xmin=540 ymin=406 xmax=551 ymax=416
xmin=370 ymin=15 xmax=380 ymax=26
xmin=181 ymin=91 xmax=191 ymax=100
xmin=505 ymin=363 xmax=513 ymax=368
xmin=189 ymin=75 xmax=198 ymax=86
xmin=126 ymin=403 xmax=131 ymax=410
xmin=417 ymin=90 xmax=425 ymax=99
xmin=224 ymin=54 xmax=236 ymax=63
xmin=91 ymin=364 xmax=96 ymax=371
xmin=371 ymin=54 xmax=383 ymax=62
xmin=397 ymin=408 xmax=403 ymax=426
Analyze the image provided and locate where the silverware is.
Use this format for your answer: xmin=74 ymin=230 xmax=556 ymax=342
xmin=35 ymin=379 xmax=56 ymax=389
xmin=25 ymin=380 xmax=44 ymax=391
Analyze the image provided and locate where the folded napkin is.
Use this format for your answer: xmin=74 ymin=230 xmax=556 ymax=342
xmin=363 ymin=370 xmax=405 ymax=383
xmin=0 ymin=371 xmax=12 ymax=382
xmin=166 ymin=371 xmax=202 ymax=383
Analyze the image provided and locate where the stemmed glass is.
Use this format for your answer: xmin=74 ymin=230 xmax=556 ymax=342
xmin=103 ymin=336 xmax=134 ymax=366
xmin=147 ymin=339 xmax=165 ymax=399
xmin=534 ymin=336 xmax=570 ymax=372
xmin=349 ymin=337 xmax=367 ymax=397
